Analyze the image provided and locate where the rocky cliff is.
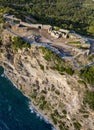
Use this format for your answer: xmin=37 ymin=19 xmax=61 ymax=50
xmin=0 ymin=44 xmax=94 ymax=130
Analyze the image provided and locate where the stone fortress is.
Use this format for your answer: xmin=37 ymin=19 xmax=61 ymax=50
xmin=3 ymin=14 xmax=70 ymax=39
xmin=3 ymin=13 xmax=94 ymax=55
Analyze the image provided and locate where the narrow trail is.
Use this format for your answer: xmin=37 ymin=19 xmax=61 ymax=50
xmin=7 ymin=28 xmax=71 ymax=59
xmin=6 ymin=28 xmax=94 ymax=70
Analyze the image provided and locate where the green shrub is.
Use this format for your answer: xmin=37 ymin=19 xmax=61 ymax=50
xmin=65 ymin=67 xmax=74 ymax=75
xmin=41 ymin=90 xmax=47 ymax=94
xmin=13 ymin=36 xmax=31 ymax=49
xmin=50 ymin=114 xmax=57 ymax=125
xmin=58 ymin=121 xmax=68 ymax=130
xmin=39 ymin=64 xmax=44 ymax=70
xmin=83 ymin=90 xmax=94 ymax=110
xmin=83 ymin=114 xmax=89 ymax=118
xmin=39 ymin=100 xmax=47 ymax=110
xmin=80 ymin=66 xmax=94 ymax=85
xmin=68 ymin=41 xmax=81 ymax=44
xmin=55 ymin=89 xmax=60 ymax=95
xmin=39 ymin=47 xmax=74 ymax=75
xmin=78 ymin=80 xmax=87 ymax=88
xmin=62 ymin=109 xmax=67 ymax=115
xmin=53 ymin=64 xmax=65 ymax=72
xmin=40 ymin=95 xmax=45 ymax=101
xmin=44 ymin=50 xmax=54 ymax=61
xmin=73 ymin=121 xmax=81 ymax=130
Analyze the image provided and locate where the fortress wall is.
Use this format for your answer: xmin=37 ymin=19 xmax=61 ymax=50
xmin=20 ymin=22 xmax=42 ymax=29
xmin=42 ymin=25 xmax=51 ymax=30
xmin=59 ymin=29 xmax=70 ymax=34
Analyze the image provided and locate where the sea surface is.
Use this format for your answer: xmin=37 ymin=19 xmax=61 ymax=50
xmin=0 ymin=66 xmax=55 ymax=130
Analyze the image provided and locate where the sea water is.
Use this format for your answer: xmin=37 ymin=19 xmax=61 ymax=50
xmin=0 ymin=66 xmax=55 ymax=130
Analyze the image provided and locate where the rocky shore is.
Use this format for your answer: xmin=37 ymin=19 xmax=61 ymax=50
xmin=0 ymin=45 xmax=94 ymax=130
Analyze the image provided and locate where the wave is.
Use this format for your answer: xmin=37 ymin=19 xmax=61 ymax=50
xmin=1 ymin=73 xmax=5 ymax=77
xmin=0 ymin=67 xmax=57 ymax=130
xmin=28 ymin=104 xmax=34 ymax=113
xmin=28 ymin=104 xmax=56 ymax=130
xmin=29 ymin=104 xmax=48 ymax=121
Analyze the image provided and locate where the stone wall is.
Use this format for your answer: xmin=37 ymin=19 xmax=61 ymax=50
xmin=20 ymin=22 xmax=42 ymax=29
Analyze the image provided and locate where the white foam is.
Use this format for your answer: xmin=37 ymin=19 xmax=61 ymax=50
xmin=29 ymin=105 xmax=34 ymax=113
xmin=36 ymin=113 xmax=40 ymax=117
xmin=29 ymin=104 xmax=56 ymax=130
xmin=1 ymin=73 xmax=6 ymax=77
xmin=2 ymin=73 xmax=56 ymax=130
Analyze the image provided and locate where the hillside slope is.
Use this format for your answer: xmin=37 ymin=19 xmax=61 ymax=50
xmin=0 ymin=44 xmax=94 ymax=130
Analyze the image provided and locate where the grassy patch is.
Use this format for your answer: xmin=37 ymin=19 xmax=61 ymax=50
xmin=88 ymin=54 xmax=94 ymax=61
xmin=39 ymin=47 xmax=54 ymax=61
xmin=39 ymin=47 xmax=74 ymax=75
xmin=80 ymin=66 xmax=94 ymax=85
xmin=68 ymin=41 xmax=81 ymax=45
xmin=83 ymin=90 xmax=94 ymax=110
xmin=78 ymin=80 xmax=87 ymax=88
xmin=13 ymin=36 xmax=31 ymax=50
xmin=0 ymin=7 xmax=13 ymax=23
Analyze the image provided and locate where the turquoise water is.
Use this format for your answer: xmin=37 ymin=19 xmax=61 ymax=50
xmin=0 ymin=66 xmax=55 ymax=130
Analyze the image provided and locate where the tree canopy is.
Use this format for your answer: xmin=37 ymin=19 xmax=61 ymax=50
xmin=0 ymin=0 xmax=94 ymax=36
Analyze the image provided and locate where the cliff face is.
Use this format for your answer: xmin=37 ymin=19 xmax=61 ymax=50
xmin=0 ymin=45 xmax=94 ymax=130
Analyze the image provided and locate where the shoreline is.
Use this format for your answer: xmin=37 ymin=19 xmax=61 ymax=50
xmin=29 ymin=102 xmax=57 ymax=130
xmin=3 ymin=69 xmax=58 ymax=130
